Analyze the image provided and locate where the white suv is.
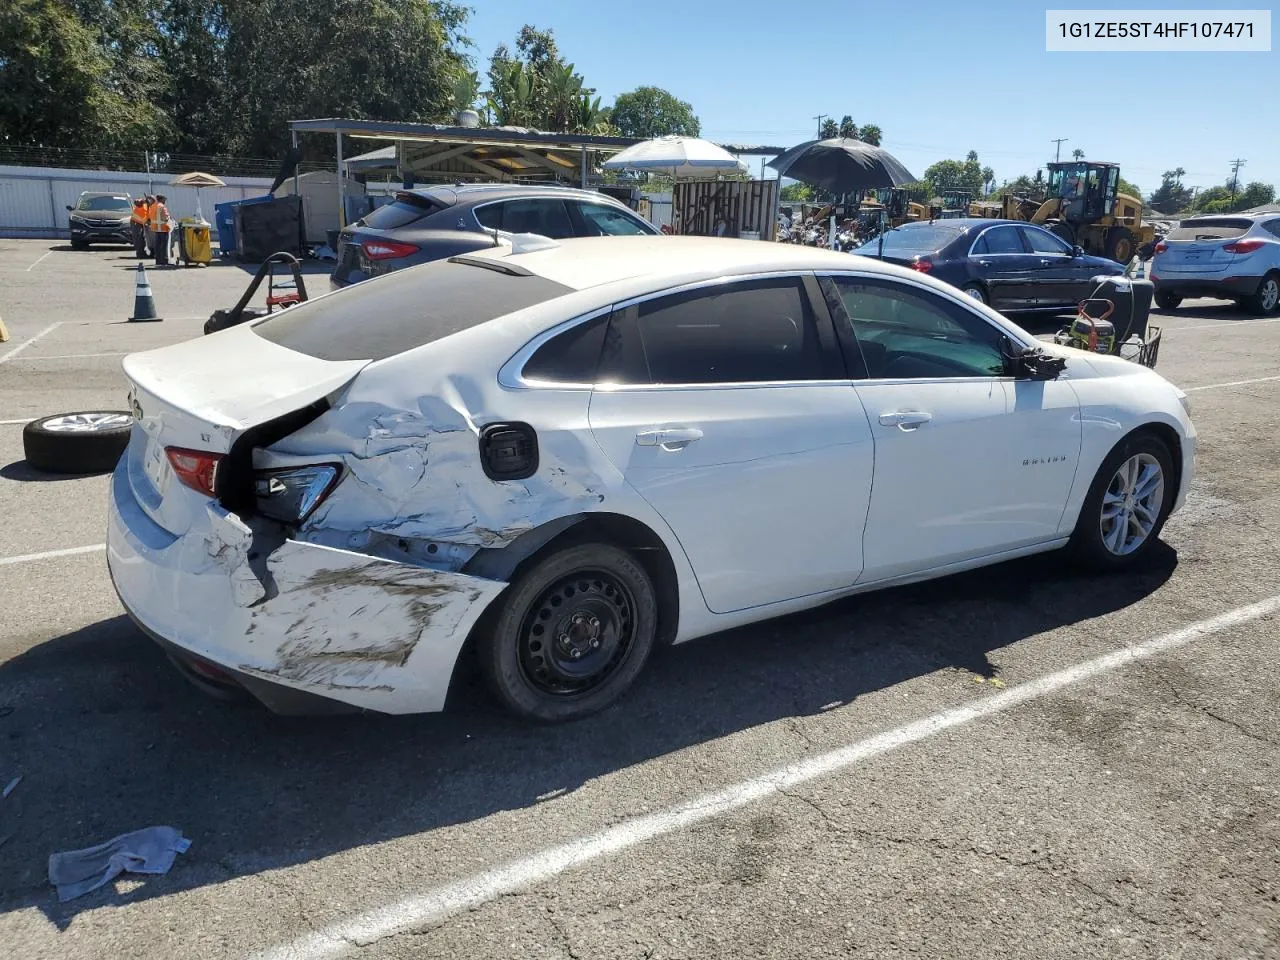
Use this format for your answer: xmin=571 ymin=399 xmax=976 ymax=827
xmin=1151 ymin=213 xmax=1280 ymax=315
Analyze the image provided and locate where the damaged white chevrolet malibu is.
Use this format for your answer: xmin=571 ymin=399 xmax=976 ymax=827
xmin=107 ymin=234 xmax=1196 ymax=722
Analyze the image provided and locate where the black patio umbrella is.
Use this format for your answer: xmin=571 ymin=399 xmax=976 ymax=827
xmin=767 ymin=137 xmax=917 ymax=194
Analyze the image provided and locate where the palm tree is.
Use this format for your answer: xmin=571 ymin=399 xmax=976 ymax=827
xmin=858 ymin=124 xmax=882 ymax=146
xmin=1071 ymin=148 xmax=1085 ymax=161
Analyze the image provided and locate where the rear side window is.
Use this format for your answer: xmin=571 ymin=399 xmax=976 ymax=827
xmin=252 ymin=260 xmax=573 ymax=361
xmin=1262 ymin=220 xmax=1280 ymax=239
xmin=573 ymin=202 xmax=654 ymax=236
xmin=361 ymin=197 xmax=440 ymax=230
xmin=475 ymin=199 xmax=576 ymax=238
xmin=521 ymin=313 xmax=610 ymax=383
xmin=598 ymin=277 xmax=831 ymax=385
xmin=1167 ymin=217 xmax=1253 ymax=241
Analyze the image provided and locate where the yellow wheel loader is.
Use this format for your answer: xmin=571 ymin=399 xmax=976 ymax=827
xmin=1021 ymin=162 xmax=1155 ymax=264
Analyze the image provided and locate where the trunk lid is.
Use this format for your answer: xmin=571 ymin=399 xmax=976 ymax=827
xmin=122 ymin=322 xmax=368 ymax=535
xmin=1159 ymin=217 xmax=1253 ymax=274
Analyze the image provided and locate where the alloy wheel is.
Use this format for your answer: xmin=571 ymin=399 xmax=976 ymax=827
xmin=1099 ymin=452 xmax=1165 ymax=555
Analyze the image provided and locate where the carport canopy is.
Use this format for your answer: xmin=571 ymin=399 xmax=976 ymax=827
xmin=286 ymin=117 xmax=786 ymax=227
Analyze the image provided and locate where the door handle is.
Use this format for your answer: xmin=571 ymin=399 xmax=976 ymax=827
xmin=879 ymin=411 xmax=933 ymax=430
xmin=636 ymin=427 xmax=703 ymax=449
xmin=1039 ymin=258 xmax=1051 ymax=265
xmin=979 ymin=260 xmax=991 ymax=267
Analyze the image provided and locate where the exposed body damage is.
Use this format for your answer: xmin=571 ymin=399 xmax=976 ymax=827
xmin=108 ymin=457 xmax=508 ymax=714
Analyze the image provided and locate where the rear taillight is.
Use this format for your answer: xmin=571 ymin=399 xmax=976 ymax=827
xmin=1223 ymin=239 xmax=1265 ymax=254
xmin=361 ymin=239 xmax=420 ymax=260
xmin=166 ymin=448 xmax=224 ymax=497
xmin=254 ymin=464 xmax=342 ymax=524
xmin=1154 ymin=242 xmax=1167 ymax=254
xmin=911 ymin=257 xmax=933 ymax=273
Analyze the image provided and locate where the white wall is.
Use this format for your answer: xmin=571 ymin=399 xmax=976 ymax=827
xmin=0 ymin=166 xmax=274 ymax=238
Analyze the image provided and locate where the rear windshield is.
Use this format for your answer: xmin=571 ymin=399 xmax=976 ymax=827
xmin=359 ymin=196 xmax=441 ymax=230
xmin=77 ymin=195 xmax=130 ymax=212
xmin=1167 ymin=217 xmax=1253 ymax=241
xmin=251 ymin=258 xmax=573 ymax=361
xmin=855 ymin=223 xmax=966 ymax=256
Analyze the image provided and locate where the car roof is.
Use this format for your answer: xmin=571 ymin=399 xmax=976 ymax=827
xmin=459 ymin=235 xmax=919 ymax=292
xmin=407 ymin=183 xmax=630 ymax=208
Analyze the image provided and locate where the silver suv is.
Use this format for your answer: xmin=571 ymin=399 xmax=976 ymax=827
xmin=1151 ymin=213 xmax=1280 ymax=315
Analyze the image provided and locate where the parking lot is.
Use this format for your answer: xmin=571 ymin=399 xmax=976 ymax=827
xmin=1 ymin=238 xmax=1278 ymax=960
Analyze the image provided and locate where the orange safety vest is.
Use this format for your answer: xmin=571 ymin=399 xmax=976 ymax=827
xmin=131 ymin=201 xmax=147 ymax=225
xmin=155 ymin=203 xmax=172 ymax=233
xmin=146 ymin=201 xmax=159 ymax=229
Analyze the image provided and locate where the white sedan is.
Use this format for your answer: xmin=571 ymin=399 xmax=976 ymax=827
xmin=107 ymin=235 xmax=1196 ymax=722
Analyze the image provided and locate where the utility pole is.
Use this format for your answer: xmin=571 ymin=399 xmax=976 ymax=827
xmin=814 ymin=114 xmax=828 ymax=137
xmin=1050 ymin=138 xmax=1068 ymax=163
xmin=1229 ymin=158 xmax=1246 ymax=199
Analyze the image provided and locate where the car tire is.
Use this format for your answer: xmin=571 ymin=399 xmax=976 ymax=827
xmin=960 ymin=283 xmax=988 ymax=306
xmin=1247 ymin=271 xmax=1280 ymax=316
xmin=1154 ymin=290 xmax=1182 ymax=310
xmin=1068 ymin=431 xmax=1175 ymax=571
xmin=478 ymin=542 xmax=658 ymax=723
xmin=1105 ymin=227 xmax=1134 ymax=264
xmin=22 ymin=411 xmax=133 ymax=474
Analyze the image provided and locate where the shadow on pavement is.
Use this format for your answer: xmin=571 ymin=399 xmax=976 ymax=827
xmin=0 ymin=545 xmax=1177 ymax=926
xmin=0 ymin=459 xmax=110 ymax=483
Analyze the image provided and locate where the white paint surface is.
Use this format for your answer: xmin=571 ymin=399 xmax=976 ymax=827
xmin=1186 ymin=374 xmax=1280 ymax=392
xmin=253 ymin=592 xmax=1280 ymax=960
xmin=0 ymin=544 xmax=105 ymax=566
xmin=25 ymin=249 xmax=54 ymax=271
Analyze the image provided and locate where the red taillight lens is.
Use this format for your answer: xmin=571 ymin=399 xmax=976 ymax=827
xmin=361 ymin=239 xmax=420 ymax=260
xmin=166 ymin=448 xmax=224 ymax=497
xmin=911 ymin=258 xmax=933 ymax=273
xmin=1154 ymin=242 xmax=1167 ymax=254
xmin=1223 ymin=239 xmax=1265 ymax=254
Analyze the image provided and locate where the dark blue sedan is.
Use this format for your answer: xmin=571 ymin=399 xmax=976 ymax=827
xmin=853 ymin=218 xmax=1126 ymax=313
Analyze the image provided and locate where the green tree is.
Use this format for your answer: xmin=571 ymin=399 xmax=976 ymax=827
xmin=0 ymin=0 xmax=164 ymax=150
xmin=223 ymin=0 xmax=468 ymax=158
xmin=838 ymin=115 xmax=856 ymax=139
xmin=1198 ymin=180 xmax=1275 ymax=213
xmin=154 ymin=0 xmax=227 ymax=154
xmin=924 ymin=151 xmax=984 ymax=197
xmin=819 ymin=117 xmax=838 ymax=139
xmin=1071 ymin=148 xmax=1085 ymax=160
xmin=1148 ymin=167 xmax=1191 ymax=213
xmin=780 ymin=181 xmax=814 ymax=202
xmin=608 ymin=85 xmax=700 ymax=138
xmin=857 ymin=123 xmax=882 ymax=146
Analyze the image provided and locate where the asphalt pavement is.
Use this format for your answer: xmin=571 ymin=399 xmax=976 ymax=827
xmin=0 ymin=240 xmax=1276 ymax=960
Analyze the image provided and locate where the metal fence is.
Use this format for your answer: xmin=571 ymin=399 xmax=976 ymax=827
xmin=0 ymin=166 xmax=273 ymax=238
xmin=672 ymin=180 xmax=778 ymax=239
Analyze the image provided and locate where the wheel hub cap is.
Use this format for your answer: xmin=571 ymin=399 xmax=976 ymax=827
xmin=41 ymin=412 xmax=132 ymax=432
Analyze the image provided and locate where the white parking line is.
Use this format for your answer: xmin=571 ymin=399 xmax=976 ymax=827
xmin=0 ymin=418 xmax=33 ymax=425
xmin=252 ymin=593 xmax=1280 ymax=960
xmin=1173 ymin=317 xmax=1280 ymax=332
xmin=25 ymin=250 xmax=54 ymax=272
xmin=0 ymin=544 xmax=105 ymax=566
xmin=8 ymin=351 xmax=128 ymax=361
xmin=1186 ymin=374 xmax=1280 ymax=393
xmin=0 ymin=322 xmax=62 ymax=365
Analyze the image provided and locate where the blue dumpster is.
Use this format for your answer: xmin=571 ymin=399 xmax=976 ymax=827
xmin=214 ymin=195 xmax=273 ymax=257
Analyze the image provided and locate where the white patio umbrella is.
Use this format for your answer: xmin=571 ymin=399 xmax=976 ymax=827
xmin=602 ymin=135 xmax=750 ymax=179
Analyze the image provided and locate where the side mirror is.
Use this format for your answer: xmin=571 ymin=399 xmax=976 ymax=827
xmin=1072 ymin=245 xmax=1084 ymax=257
xmin=65 ymin=205 xmax=74 ymax=211
xmin=1002 ymin=337 xmax=1065 ymax=381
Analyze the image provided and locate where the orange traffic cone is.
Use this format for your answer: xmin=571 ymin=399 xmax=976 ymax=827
xmin=128 ymin=263 xmax=163 ymax=322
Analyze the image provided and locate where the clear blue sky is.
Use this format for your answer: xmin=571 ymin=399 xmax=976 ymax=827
xmin=460 ymin=0 xmax=1279 ymax=196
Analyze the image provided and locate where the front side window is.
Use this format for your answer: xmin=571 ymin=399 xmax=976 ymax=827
xmin=598 ymin=277 xmax=830 ymax=385
xmin=1022 ymin=226 xmax=1072 ymax=255
xmin=574 ymin=202 xmax=653 ymax=236
xmin=826 ymin=276 xmax=1008 ymax=380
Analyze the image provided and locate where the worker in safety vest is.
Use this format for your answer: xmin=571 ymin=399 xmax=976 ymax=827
xmin=144 ymin=195 xmax=158 ymax=259
xmin=152 ymin=194 xmax=173 ymax=266
xmin=130 ymin=197 xmax=149 ymax=258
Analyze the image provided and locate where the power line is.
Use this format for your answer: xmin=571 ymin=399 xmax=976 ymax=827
xmin=813 ymin=114 xmax=828 ymax=137
xmin=1050 ymin=138 xmax=1068 ymax=163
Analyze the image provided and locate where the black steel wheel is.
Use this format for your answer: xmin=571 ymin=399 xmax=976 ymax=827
xmin=479 ymin=543 xmax=658 ymax=723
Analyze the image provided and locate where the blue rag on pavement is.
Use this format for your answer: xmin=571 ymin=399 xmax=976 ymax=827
xmin=48 ymin=826 xmax=192 ymax=902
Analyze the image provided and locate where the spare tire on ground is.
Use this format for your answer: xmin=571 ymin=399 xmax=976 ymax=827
xmin=23 ymin=412 xmax=133 ymax=474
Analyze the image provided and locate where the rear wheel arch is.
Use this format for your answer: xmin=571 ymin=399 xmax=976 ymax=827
xmin=463 ymin=511 xmax=681 ymax=642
